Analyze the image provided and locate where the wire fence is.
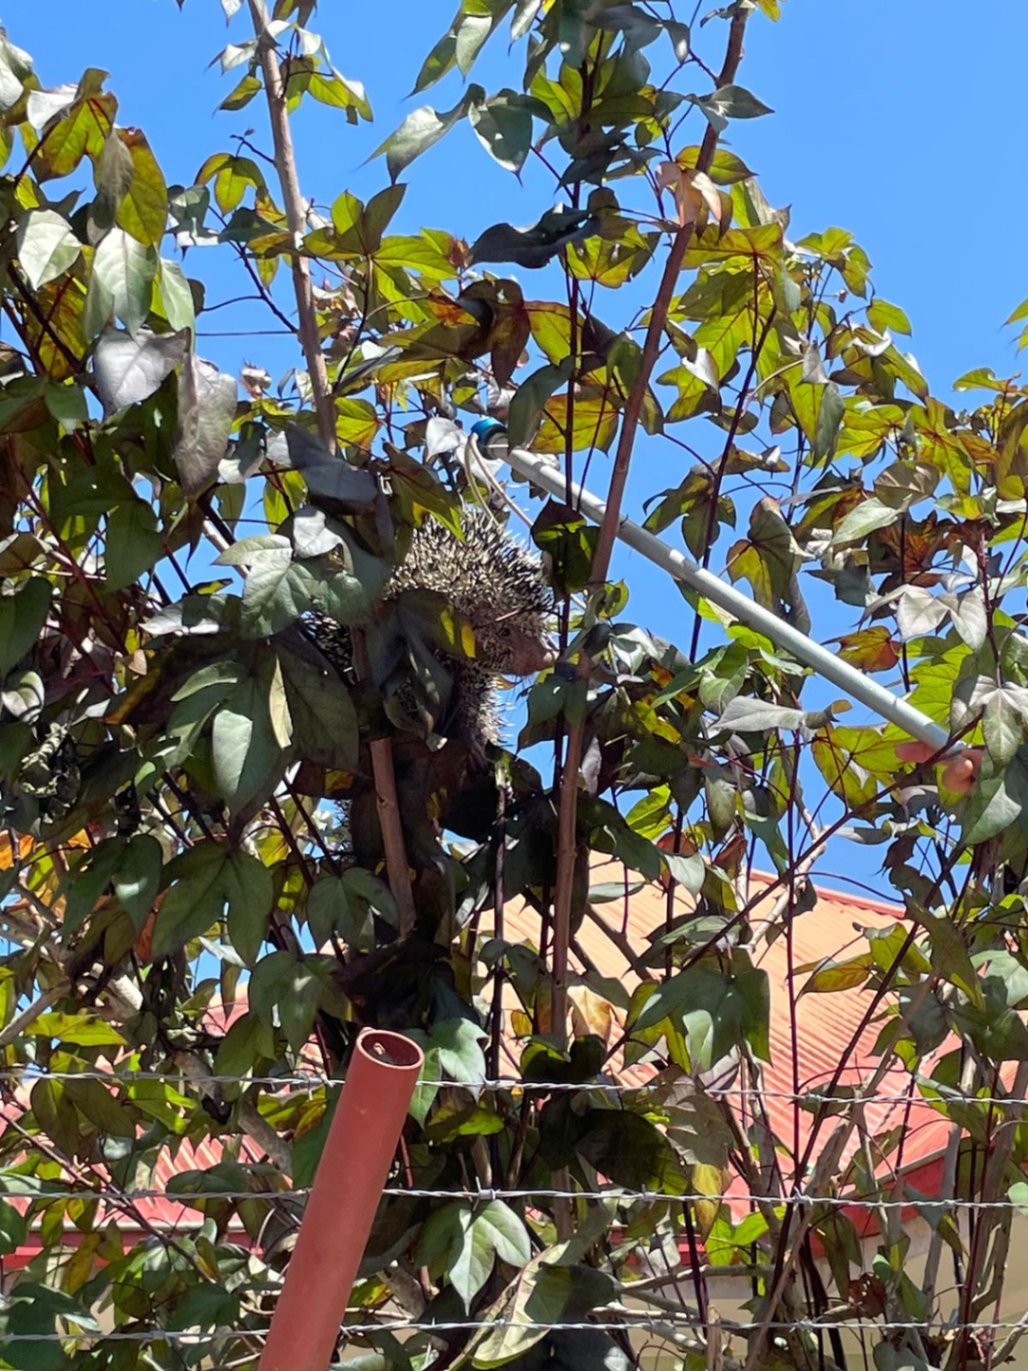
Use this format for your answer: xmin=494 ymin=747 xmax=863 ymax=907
xmin=4 ymin=1317 xmax=1028 ymax=1344
xmin=1 ymin=1066 xmax=1026 ymax=1109
xmin=3 ymin=1066 xmax=1028 ymax=1357
xmin=0 ymin=1183 xmax=1022 ymax=1212
xmin=2 ymin=1070 xmax=1025 ymax=1211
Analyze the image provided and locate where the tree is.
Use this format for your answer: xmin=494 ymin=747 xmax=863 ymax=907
xmin=1 ymin=3 xmax=1028 ymax=1370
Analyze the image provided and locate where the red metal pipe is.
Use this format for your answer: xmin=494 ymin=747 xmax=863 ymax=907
xmin=258 ymin=1028 xmax=424 ymax=1371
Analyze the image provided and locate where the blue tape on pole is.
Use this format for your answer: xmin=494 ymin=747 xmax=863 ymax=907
xmin=470 ymin=418 xmax=507 ymax=444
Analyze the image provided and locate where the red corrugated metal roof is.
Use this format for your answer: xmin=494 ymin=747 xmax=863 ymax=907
xmin=498 ymin=862 xmax=968 ymax=1231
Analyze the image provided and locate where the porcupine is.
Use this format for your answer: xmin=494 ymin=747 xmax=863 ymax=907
xmin=303 ymin=506 xmax=553 ymax=755
xmin=301 ymin=509 xmax=553 ymax=1021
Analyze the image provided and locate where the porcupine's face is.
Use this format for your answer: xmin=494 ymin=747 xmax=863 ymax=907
xmin=450 ymin=525 xmax=553 ymax=679
xmin=471 ymin=606 xmax=554 ymax=677
xmin=390 ymin=510 xmax=554 ymax=751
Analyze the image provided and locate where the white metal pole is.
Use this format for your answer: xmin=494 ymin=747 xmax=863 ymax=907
xmin=473 ymin=432 xmax=951 ymax=753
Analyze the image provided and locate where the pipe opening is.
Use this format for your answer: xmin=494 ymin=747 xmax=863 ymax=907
xmin=356 ymin=1029 xmax=424 ymax=1071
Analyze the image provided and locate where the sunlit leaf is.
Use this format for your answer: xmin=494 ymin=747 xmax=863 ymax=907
xmin=16 ymin=209 xmax=81 ymax=290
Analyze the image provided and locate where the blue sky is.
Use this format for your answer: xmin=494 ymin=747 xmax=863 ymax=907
xmin=6 ymin=0 xmax=1027 ymax=890
xmin=10 ymin=0 xmax=1027 ymax=390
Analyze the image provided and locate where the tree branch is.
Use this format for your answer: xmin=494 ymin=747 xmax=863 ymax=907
xmin=0 ymin=982 xmax=66 ymax=1049
xmin=247 ymin=0 xmax=416 ymax=935
xmin=548 ymin=6 xmax=751 ymax=1044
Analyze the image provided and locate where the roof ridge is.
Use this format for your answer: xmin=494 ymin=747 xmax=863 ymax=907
xmin=748 ymin=869 xmax=905 ymax=918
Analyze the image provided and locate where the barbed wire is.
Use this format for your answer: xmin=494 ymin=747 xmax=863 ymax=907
xmin=0 ymin=1181 xmax=1022 ymax=1212
xmin=2 ymin=1315 xmax=1028 ymax=1344
xmin=1 ymin=1066 xmax=1026 ymax=1109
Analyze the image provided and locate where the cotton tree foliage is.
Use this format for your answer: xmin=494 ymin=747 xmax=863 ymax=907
xmin=1 ymin=3 xmax=1028 ymax=1370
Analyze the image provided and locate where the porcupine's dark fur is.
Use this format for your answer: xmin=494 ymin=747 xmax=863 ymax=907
xmin=303 ymin=508 xmax=552 ymax=754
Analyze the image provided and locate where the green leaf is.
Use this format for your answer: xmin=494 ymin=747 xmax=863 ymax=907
xmin=94 ymin=128 xmax=134 ymax=226
xmin=285 ymin=425 xmax=377 ymax=507
xmin=717 ymin=697 xmax=805 ymax=733
xmin=895 ymin=586 xmax=948 ymax=640
xmin=93 ymin=325 xmax=189 ymax=410
xmin=152 ymin=840 xmax=273 ymax=960
xmin=507 ymin=360 xmax=572 ymax=447
xmin=249 ymin=949 xmax=322 ymax=1049
xmin=198 ymin=152 xmax=266 ymax=213
xmin=173 ymin=354 xmax=237 ymax=495
xmin=831 ymin=496 xmax=901 ymax=544
xmin=473 ymin=1251 xmax=614 ymax=1367
xmin=308 ymin=70 xmax=371 ymax=119
xmin=511 ymin=0 xmax=542 ymax=39
xmin=214 ymin=1010 xmax=276 ymax=1078
xmin=113 ymin=129 xmax=167 ymax=247
xmin=306 ymin=866 xmax=396 ymax=951
xmin=455 ymin=13 xmax=493 ymax=74
xmin=167 ymin=1282 xmax=241 ymax=1332
xmin=0 ymin=669 xmax=43 ymax=721
xmin=693 ymin=83 xmax=773 ymax=132
xmin=0 ymin=32 xmax=30 ymax=112
xmin=30 ymin=1079 xmax=81 ymax=1162
xmin=972 ymin=950 xmax=1028 ymax=1009
xmin=0 ymin=534 xmax=42 ymax=576
xmin=363 ymin=184 xmax=406 ymax=248
xmin=962 ymin=751 xmax=1028 ymax=845
xmin=44 ymin=381 xmax=88 ymax=430
xmin=471 ymin=206 xmax=598 ymax=270
xmin=35 ymin=86 xmax=117 ymax=180
xmin=0 ymin=1197 xmax=28 ymax=1255
xmin=0 ymin=577 xmax=51 ymax=675
xmin=278 ymin=648 xmax=359 ymax=770
xmin=917 ymin=909 xmax=982 ymax=1008
xmin=16 ymin=209 xmax=82 ymax=290
xmin=421 ymin=1201 xmax=531 ymax=1310
xmin=800 ymin=955 xmax=873 ymax=994
xmin=105 ymin=499 xmax=163 ymax=590
xmin=813 ymin=381 xmax=845 ymax=462
xmin=27 ymin=1013 xmax=126 ymax=1046
xmin=632 ymin=958 xmax=770 ymax=1066
xmin=373 ymin=86 xmax=482 ymax=180
xmin=534 ymin=391 xmax=618 ymax=453
xmin=981 ymin=682 xmax=1028 ymax=764
xmin=64 ymin=1077 xmax=136 ymax=1137
xmin=726 ymin=498 xmax=807 ymax=628
xmin=624 ymin=786 xmax=669 ymax=841
xmin=211 ymin=656 xmax=292 ymax=815
xmin=468 ymin=91 xmax=534 ymax=172
xmin=220 ymin=540 xmax=317 ymax=635
xmin=328 ymin=187 xmax=363 ymax=241
xmin=426 ymin=1017 xmax=487 ymax=1085
xmin=220 ymin=72 xmax=261 ymax=110
xmin=307 ymin=872 xmax=359 ymax=947
xmin=2 ymin=1280 xmax=91 ymax=1371
xmin=873 ymin=1341 xmax=933 ymax=1371
xmin=87 ymin=227 xmax=157 ymax=334
xmin=867 ymin=298 xmax=912 ymax=335
xmin=113 ymin=834 xmax=163 ymax=928
xmin=575 ymin=1110 xmax=687 ymax=1192
xmin=155 ymin=258 xmax=196 ymax=332
xmin=412 ymin=29 xmax=458 ymax=93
